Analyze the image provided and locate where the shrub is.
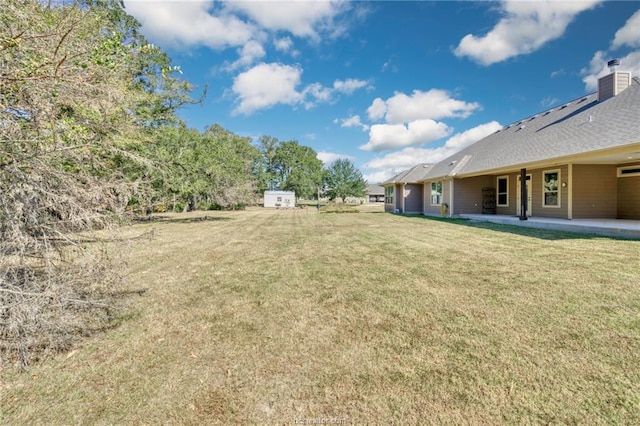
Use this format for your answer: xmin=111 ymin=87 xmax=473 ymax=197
xmin=319 ymin=203 xmax=359 ymax=213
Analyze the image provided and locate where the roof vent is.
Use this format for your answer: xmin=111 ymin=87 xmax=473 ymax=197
xmin=608 ymin=58 xmax=620 ymax=72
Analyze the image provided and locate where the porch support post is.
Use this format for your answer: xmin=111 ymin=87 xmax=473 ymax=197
xmin=520 ymin=168 xmax=528 ymax=221
xmin=567 ymin=163 xmax=573 ymax=220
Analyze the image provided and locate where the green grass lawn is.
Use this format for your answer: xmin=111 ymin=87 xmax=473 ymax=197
xmin=2 ymin=206 xmax=639 ymax=424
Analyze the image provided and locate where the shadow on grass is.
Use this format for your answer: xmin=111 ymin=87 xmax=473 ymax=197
xmin=133 ymin=215 xmax=232 ymax=225
xmin=402 ymin=214 xmax=637 ymax=241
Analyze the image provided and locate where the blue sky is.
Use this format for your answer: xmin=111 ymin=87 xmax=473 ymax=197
xmin=123 ymin=1 xmax=640 ymax=183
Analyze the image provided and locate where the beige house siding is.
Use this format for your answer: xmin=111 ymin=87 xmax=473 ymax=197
xmin=442 ymin=180 xmax=452 ymax=216
xmin=393 ymin=183 xmax=404 ymax=213
xmin=449 ymin=164 xmax=637 ymax=219
xmin=525 ymin=165 xmax=569 ymax=218
xmin=495 ymin=173 xmax=518 ymax=216
xmin=572 ymin=164 xmax=617 ymax=219
xmin=404 ymin=183 xmax=423 ymax=213
xmin=384 ymin=185 xmax=395 ymax=213
xmin=449 ymin=165 xmax=569 ymax=218
xmin=452 ymin=176 xmax=493 ymax=215
xmin=617 ymin=175 xmax=640 ymax=219
xmin=422 ymin=180 xmax=442 ymax=215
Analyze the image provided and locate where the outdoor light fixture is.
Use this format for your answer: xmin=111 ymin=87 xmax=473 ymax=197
xmin=561 ymin=182 xmax=567 ymax=188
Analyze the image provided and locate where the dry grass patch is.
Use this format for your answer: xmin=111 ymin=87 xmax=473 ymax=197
xmin=2 ymin=207 xmax=639 ymax=424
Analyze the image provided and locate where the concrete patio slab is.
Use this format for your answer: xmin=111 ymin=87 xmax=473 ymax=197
xmin=458 ymin=214 xmax=640 ymax=239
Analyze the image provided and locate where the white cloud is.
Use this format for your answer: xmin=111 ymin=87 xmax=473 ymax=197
xmin=124 ymin=0 xmax=351 ymax=50
xmin=303 ymin=83 xmax=333 ymax=105
xmin=611 ymin=9 xmax=640 ymax=49
xmin=360 ymin=120 xmax=452 ymax=152
xmin=365 ymin=147 xmax=437 ymax=171
xmin=366 ymin=98 xmax=386 ymax=121
xmin=581 ymin=9 xmax=640 ymax=92
xmin=362 ymin=169 xmax=398 ymax=185
xmin=359 ymin=89 xmax=482 ymax=151
xmin=444 ymin=121 xmax=503 ymax=151
xmin=225 ymin=0 xmax=348 ymax=40
xmin=333 ymin=78 xmax=369 ymax=94
xmin=550 ymin=69 xmax=565 ymax=78
xmin=582 ymin=50 xmax=640 ymax=92
xmin=364 ymin=121 xmax=502 ymax=177
xmin=274 ymin=36 xmax=294 ymax=52
xmin=232 ymin=63 xmax=303 ymax=114
xmin=123 ymin=1 xmax=255 ymax=49
xmin=454 ymin=0 xmax=601 ymax=66
xmin=337 ymin=115 xmax=369 ymax=131
xmin=223 ymin=40 xmax=266 ymax=71
xmin=317 ymin=151 xmax=353 ymax=165
xmin=369 ymin=89 xmax=480 ymax=124
xmin=232 ymin=63 xmax=369 ymax=114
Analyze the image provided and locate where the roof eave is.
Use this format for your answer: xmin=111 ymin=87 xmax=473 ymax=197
xmin=449 ymin=142 xmax=640 ymax=178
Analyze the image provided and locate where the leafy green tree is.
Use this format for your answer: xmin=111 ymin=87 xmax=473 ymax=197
xmin=202 ymin=124 xmax=261 ymax=208
xmin=254 ymin=135 xmax=280 ymax=192
xmin=324 ymin=159 xmax=367 ymax=203
xmin=273 ymin=141 xmax=324 ymax=199
xmin=134 ymin=124 xmax=260 ymax=212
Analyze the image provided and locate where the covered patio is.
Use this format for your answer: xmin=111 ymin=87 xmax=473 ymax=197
xmin=458 ymin=214 xmax=640 ymax=239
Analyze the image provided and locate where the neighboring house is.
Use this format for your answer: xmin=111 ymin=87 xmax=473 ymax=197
xmin=263 ymin=191 xmax=296 ymax=208
xmin=417 ymin=67 xmax=640 ymax=220
xmin=365 ymin=184 xmax=385 ymax=203
xmin=382 ymin=163 xmax=433 ymax=213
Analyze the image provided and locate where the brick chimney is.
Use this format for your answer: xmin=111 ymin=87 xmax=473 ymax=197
xmin=598 ymin=59 xmax=632 ymax=102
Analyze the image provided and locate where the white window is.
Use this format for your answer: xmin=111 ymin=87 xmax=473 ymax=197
xmin=497 ymin=176 xmax=508 ymax=207
xmin=385 ymin=186 xmax=393 ymax=204
xmin=617 ymin=165 xmax=640 ymax=177
xmin=543 ymin=170 xmax=560 ymax=207
xmin=430 ymin=181 xmax=442 ymax=205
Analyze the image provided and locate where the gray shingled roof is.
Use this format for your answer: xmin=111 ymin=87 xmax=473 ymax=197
xmin=365 ymin=184 xmax=384 ymax=195
xmin=423 ymin=80 xmax=640 ymax=181
xmin=382 ymin=163 xmax=433 ymax=185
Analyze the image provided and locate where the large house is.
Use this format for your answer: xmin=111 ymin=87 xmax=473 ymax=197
xmin=386 ymin=66 xmax=640 ymax=221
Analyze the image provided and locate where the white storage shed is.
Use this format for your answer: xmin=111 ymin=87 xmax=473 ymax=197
xmin=263 ymin=191 xmax=296 ymax=208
